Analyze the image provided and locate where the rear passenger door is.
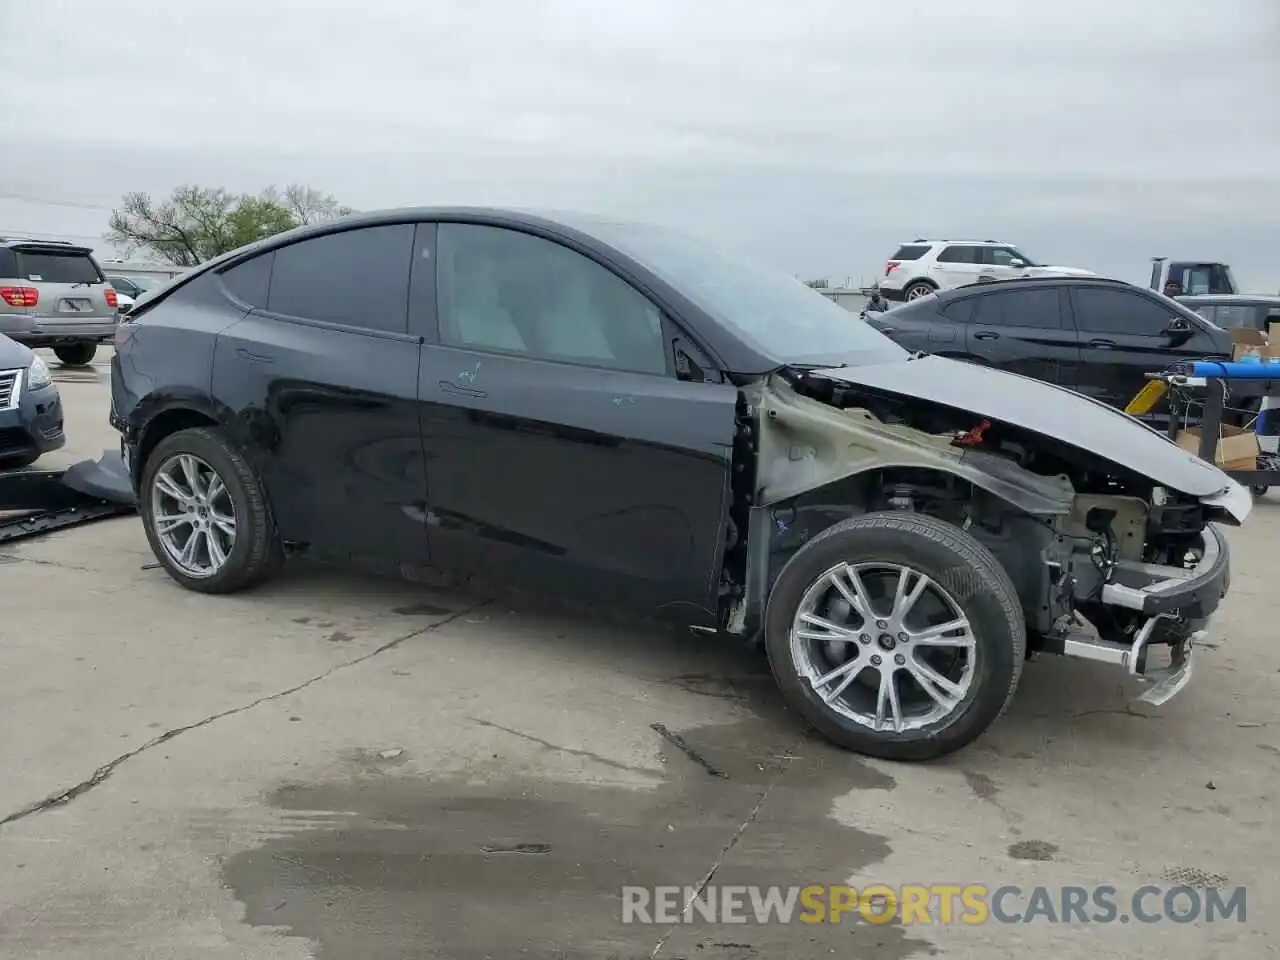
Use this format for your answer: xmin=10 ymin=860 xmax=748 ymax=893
xmin=931 ymin=245 xmax=987 ymax=289
xmin=210 ymin=224 xmax=429 ymax=563
xmin=964 ymin=286 xmax=1081 ymax=388
xmin=1066 ymin=286 xmax=1219 ymax=409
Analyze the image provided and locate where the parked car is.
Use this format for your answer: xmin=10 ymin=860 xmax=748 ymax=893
xmin=0 ymin=333 xmax=65 ymax=467
xmin=879 ymin=239 xmax=1095 ymax=302
xmin=866 ymin=276 xmax=1234 ymax=412
xmin=111 ymin=208 xmax=1247 ymax=761
xmin=107 ymin=275 xmax=163 ymax=302
xmin=0 ymin=238 xmax=118 ymax=366
xmin=1178 ymin=294 xmax=1280 ymax=333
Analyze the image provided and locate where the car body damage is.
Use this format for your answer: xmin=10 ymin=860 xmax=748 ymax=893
xmin=731 ymin=362 xmax=1242 ymax=723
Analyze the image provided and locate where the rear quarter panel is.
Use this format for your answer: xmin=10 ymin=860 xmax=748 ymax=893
xmin=113 ymin=273 xmax=247 ymax=440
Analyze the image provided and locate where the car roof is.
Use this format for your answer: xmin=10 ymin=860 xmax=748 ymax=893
xmin=0 ymin=236 xmax=95 ymax=255
xmin=126 ymin=205 xmax=851 ymax=376
xmin=932 ymin=275 xmax=1134 ymax=299
xmin=899 ymin=239 xmax=1015 ymax=246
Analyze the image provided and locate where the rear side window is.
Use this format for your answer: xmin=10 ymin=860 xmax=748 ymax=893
xmin=891 ymin=244 xmax=930 ymax=261
xmin=936 ymin=245 xmax=981 ymax=264
xmin=219 ymin=253 xmax=274 ymax=309
xmin=940 ymin=298 xmax=976 ymax=323
xmin=0 ymin=249 xmax=17 ymax=277
xmin=14 ymin=252 xmax=102 ymax=284
xmin=1209 ymin=303 xmax=1261 ymax=330
xmin=972 ymin=289 xmax=1062 ymax=329
xmin=266 ymin=225 xmax=415 ymax=333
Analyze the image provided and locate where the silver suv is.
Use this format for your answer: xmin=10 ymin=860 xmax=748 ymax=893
xmin=0 ymin=237 xmax=119 ymax=366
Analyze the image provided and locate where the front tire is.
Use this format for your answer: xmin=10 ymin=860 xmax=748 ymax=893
xmin=139 ymin=427 xmax=284 ymax=594
xmin=53 ymin=343 xmax=97 ymax=366
xmin=764 ymin=511 xmax=1025 ymax=761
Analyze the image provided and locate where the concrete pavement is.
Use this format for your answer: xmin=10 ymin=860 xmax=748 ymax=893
xmin=0 ymin=360 xmax=1276 ymax=958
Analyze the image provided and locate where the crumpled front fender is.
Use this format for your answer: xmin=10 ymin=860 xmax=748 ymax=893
xmin=754 ymin=375 xmax=1074 ymax=516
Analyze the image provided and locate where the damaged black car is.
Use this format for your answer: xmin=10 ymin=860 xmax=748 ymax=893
xmin=110 ymin=208 xmax=1250 ymax=760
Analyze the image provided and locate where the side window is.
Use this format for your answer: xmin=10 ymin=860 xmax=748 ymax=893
xmin=1188 ymin=304 xmax=1217 ymax=324
xmin=890 ymin=244 xmax=930 ymax=261
xmin=266 ymin=225 xmax=415 ymax=333
xmin=972 ymin=289 xmax=1062 ymax=329
xmin=936 ymin=245 xmax=979 ymax=264
xmin=940 ymin=298 xmax=975 ymax=323
xmin=0 ymin=249 xmax=16 ymax=277
xmin=218 ymin=253 xmax=273 ymax=309
xmin=436 ymin=223 xmax=667 ymax=375
xmin=1211 ymin=304 xmax=1258 ymax=330
xmin=1073 ymin=289 xmax=1174 ymax=336
xmin=986 ymin=247 xmax=1024 ymax=267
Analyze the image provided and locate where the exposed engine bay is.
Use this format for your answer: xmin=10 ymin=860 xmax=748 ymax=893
xmin=721 ymin=367 xmax=1240 ymax=702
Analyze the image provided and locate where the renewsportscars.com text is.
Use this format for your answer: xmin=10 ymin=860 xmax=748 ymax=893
xmin=621 ymin=884 xmax=1247 ymax=926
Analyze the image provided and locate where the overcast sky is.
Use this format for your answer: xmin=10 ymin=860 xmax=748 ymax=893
xmin=2 ymin=0 xmax=1277 ymax=289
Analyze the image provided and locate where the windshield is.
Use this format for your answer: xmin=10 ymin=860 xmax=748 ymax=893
xmin=581 ymin=219 xmax=907 ymax=366
xmin=1007 ymin=247 xmax=1039 ymax=267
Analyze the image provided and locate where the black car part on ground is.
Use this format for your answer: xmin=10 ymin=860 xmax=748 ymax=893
xmin=0 ymin=449 xmax=136 ymax=546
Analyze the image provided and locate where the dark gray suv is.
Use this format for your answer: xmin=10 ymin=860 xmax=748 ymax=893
xmin=0 ymin=237 xmax=119 ymax=366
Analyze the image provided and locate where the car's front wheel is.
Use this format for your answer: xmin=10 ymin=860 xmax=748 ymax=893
xmin=764 ymin=511 xmax=1025 ymax=761
xmin=53 ymin=343 xmax=97 ymax=366
xmin=139 ymin=426 xmax=284 ymax=594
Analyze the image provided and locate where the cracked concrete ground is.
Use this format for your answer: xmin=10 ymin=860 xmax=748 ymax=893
xmin=1 ymin=360 xmax=1277 ymax=958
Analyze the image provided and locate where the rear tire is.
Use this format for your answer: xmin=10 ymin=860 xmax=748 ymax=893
xmin=903 ymin=280 xmax=937 ymax=301
xmin=53 ymin=343 xmax=97 ymax=366
xmin=764 ymin=511 xmax=1025 ymax=761
xmin=139 ymin=426 xmax=284 ymax=594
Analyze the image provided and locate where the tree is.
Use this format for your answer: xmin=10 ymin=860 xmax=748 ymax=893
xmin=106 ymin=184 xmax=354 ymax=265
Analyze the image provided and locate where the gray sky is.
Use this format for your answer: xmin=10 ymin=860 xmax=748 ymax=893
xmin=2 ymin=0 xmax=1277 ymax=289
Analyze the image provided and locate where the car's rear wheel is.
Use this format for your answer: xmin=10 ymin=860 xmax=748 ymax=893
xmin=903 ymin=280 xmax=936 ymax=301
xmin=764 ymin=511 xmax=1025 ymax=761
xmin=53 ymin=343 xmax=97 ymax=366
xmin=139 ymin=427 xmax=284 ymax=594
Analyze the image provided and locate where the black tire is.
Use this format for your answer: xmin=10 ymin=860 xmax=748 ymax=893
xmin=139 ymin=426 xmax=284 ymax=594
xmin=1251 ymin=484 xmax=1268 ymax=497
xmin=902 ymin=280 xmax=937 ymax=301
xmin=764 ymin=511 xmax=1025 ymax=761
xmin=53 ymin=343 xmax=97 ymax=366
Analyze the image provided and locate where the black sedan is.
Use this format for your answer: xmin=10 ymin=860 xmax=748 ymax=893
xmin=0 ymin=334 xmax=65 ymax=467
xmin=865 ymin=276 xmax=1232 ymax=412
xmin=111 ymin=208 xmax=1247 ymax=760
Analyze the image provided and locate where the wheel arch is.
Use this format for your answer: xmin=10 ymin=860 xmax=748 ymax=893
xmin=131 ymin=395 xmax=227 ymax=488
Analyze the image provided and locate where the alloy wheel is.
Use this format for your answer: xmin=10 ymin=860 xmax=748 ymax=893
xmin=788 ymin=561 xmax=976 ymax=732
xmin=150 ymin=453 xmax=237 ymax=578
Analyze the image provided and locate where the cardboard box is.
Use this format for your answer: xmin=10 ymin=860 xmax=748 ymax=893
xmin=1177 ymin=423 xmax=1260 ymax=470
xmin=1227 ymin=326 xmax=1280 ymax=362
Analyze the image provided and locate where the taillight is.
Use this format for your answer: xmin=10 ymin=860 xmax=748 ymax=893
xmin=884 ymin=261 xmax=901 ymax=276
xmin=0 ymin=286 xmax=38 ymax=308
xmin=104 ymin=287 xmax=118 ymax=308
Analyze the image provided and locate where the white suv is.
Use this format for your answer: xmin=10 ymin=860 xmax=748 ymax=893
xmin=879 ymin=240 xmax=1095 ymax=302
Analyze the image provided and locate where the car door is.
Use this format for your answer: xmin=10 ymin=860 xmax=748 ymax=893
xmin=930 ymin=245 xmax=987 ymax=290
xmin=964 ymin=286 xmax=1082 ymax=388
xmin=412 ymin=221 xmax=737 ymax=620
xmin=1066 ymin=285 xmax=1220 ymax=409
xmin=210 ymin=223 xmax=430 ymax=563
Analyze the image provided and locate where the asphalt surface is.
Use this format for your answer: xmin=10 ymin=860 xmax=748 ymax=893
xmin=0 ymin=352 xmax=1276 ymax=959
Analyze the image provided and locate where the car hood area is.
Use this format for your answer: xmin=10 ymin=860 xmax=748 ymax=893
xmin=0 ymin=334 xmax=33 ymax=369
xmin=802 ymin=354 xmax=1250 ymax=518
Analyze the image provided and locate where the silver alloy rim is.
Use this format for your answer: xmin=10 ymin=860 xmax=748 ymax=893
xmin=150 ymin=454 xmax=236 ymax=578
xmin=905 ymin=285 xmax=931 ymax=300
xmin=789 ymin=562 xmax=976 ymax=733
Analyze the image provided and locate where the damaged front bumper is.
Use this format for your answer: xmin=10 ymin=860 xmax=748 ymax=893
xmin=1051 ymin=524 xmax=1229 ymax=706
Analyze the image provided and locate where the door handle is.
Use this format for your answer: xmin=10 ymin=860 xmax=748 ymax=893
xmin=973 ymin=331 xmax=1000 ymax=341
xmin=1088 ymin=338 xmax=1116 ymax=349
xmin=236 ymin=348 xmax=275 ymax=364
xmin=878 ymin=326 xmax=896 ymax=335
xmin=438 ymin=380 xmax=487 ymax=399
